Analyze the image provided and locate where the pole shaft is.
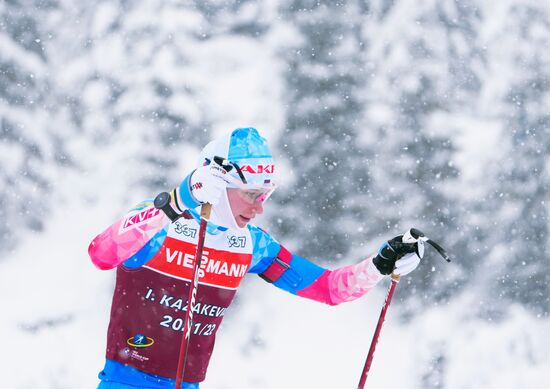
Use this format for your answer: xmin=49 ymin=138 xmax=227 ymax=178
xmin=357 ymin=277 xmax=399 ymax=389
xmin=174 ymin=204 xmax=211 ymax=389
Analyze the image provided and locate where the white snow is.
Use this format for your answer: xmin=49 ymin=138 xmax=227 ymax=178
xmin=2 ymin=1 xmax=549 ymax=388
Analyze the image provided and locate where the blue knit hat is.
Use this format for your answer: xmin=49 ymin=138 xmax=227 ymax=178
xmin=198 ymin=127 xmax=275 ymax=188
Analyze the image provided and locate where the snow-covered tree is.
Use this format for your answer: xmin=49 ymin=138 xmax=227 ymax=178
xmin=0 ymin=0 xmax=71 ymax=248
xmin=482 ymin=3 xmax=550 ymax=315
xmin=46 ymin=0 xmax=212 ymax=197
xmin=272 ymin=0 xmax=374 ymax=262
xmin=359 ymin=0 xmax=482 ymax=302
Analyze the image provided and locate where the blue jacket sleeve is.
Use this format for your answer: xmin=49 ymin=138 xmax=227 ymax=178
xmin=247 ymin=224 xmax=327 ymax=295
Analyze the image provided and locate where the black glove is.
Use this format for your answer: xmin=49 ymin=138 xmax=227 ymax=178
xmin=372 ymin=235 xmax=419 ymax=275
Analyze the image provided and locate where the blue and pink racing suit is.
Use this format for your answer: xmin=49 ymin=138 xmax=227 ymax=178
xmin=89 ymin=179 xmax=385 ymax=388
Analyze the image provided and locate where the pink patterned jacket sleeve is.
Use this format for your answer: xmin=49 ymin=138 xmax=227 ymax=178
xmin=296 ymin=256 xmax=386 ymax=305
xmin=88 ymin=201 xmax=170 ymax=270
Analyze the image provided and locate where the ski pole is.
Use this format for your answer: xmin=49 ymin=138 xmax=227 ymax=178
xmin=357 ymin=228 xmax=450 ymax=388
xmin=174 ymin=203 xmax=212 ymax=389
xmin=357 ymin=273 xmax=400 ymax=389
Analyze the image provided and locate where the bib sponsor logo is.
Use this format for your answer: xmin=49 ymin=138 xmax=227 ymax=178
xmin=228 ymin=236 xmax=246 ymax=248
xmin=174 ymin=222 xmax=197 ymax=238
xmin=120 ymin=207 xmax=161 ymax=232
xmin=145 ymin=238 xmax=251 ymax=289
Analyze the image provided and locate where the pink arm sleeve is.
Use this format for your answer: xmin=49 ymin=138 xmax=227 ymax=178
xmin=297 ymin=256 xmax=386 ymax=305
xmin=88 ymin=203 xmax=170 ymax=270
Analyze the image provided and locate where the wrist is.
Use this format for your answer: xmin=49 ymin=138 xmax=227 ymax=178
xmin=372 ymin=253 xmax=394 ymax=275
xmin=368 ymin=255 xmax=389 ymax=281
xmin=179 ymin=172 xmax=201 ymax=209
xmin=171 ymin=187 xmax=186 ymax=214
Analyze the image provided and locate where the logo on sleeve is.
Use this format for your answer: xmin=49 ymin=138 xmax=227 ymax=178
xmin=120 ymin=208 xmax=161 ymax=232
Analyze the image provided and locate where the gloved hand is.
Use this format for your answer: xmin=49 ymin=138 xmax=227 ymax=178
xmin=372 ymin=232 xmax=424 ymax=276
xmin=189 ymin=162 xmax=232 ymax=205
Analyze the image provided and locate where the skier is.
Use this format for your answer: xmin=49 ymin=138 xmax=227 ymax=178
xmin=89 ymin=127 xmax=423 ymax=388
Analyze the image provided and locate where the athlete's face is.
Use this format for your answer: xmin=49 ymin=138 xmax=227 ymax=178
xmin=227 ymin=188 xmax=264 ymax=227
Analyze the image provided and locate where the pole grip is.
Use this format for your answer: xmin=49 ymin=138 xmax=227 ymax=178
xmin=201 ymin=203 xmax=212 ymax=219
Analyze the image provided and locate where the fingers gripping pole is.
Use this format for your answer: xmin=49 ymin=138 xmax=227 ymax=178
xmin=357 ymin=274 xmax=400 ymax=389
xmin=174 ymin=203 xmax=212 ymax=389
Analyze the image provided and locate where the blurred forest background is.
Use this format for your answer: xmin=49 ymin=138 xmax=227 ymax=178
xmin=1 ymin=0 xmax=549 ymax=388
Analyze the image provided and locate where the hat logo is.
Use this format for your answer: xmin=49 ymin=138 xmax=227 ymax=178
xmin=239 ymin=164 xmax=274 ymax=174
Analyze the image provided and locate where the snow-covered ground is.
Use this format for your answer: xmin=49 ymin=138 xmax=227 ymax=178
xmin=2 ymin=171 xmax=548 ymax=388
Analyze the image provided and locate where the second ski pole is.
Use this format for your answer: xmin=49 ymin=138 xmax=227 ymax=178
xmin=357 ymin=228 xmax=450 ymax=388
xmin=174 ymin=203 xmax=211 ymax=389
xmin=357 ymin=273 xmax=400 ymax=389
